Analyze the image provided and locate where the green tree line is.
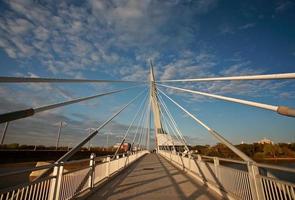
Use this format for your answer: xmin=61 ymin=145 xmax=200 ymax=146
xmin=191 ymin=143 xmax=295 ymax=160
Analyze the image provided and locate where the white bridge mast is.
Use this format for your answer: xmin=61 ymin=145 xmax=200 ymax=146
xmin=149 ymin=61 xmax=184 ymax=152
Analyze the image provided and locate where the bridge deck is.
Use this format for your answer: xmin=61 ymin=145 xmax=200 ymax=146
xmin=87 ymin=153 xmax=222 ymax=200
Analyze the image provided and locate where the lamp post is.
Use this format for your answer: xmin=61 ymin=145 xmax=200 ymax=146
xmin=106 ymin=132 xmax=112 ymax=148
xmin=55 ymin=121 xmax=67 ymax=150
xmin=86 ymin=128 xmax=95 ymax=151
xmin=67 ymin=142 xmax=72 ymax=151
xmin=1 ymin=122 xmax=9 ymax=145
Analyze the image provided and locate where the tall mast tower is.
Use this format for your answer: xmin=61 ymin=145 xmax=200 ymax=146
xmin=149 ymin=61 xmax=183 ymax=152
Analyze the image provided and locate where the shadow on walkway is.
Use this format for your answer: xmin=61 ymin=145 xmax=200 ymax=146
xmin=86 ymin=154 xmax=222 ymax=200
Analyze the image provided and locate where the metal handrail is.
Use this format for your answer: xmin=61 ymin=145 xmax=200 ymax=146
xmin=0 ymin=150 xmax=148 ymax=200
xmin=161 ymin=150 xmax=295 ymax=174
xmin=256 ymin=162 xmax=295 ymax=173
xmin=0 ymin=152 xmax=132 ymax=178
xmin=63 ymin=158 xmax=90 ymax=165
xmin=0 ymin=163 xmax=56 ymax=177
xmin=62 ymin=166 xmax=90 ymax=175
xmin=159 ymin=150 xmax=295 ymax=200
xmin=200 ymin=155 xmax=248 ymax=165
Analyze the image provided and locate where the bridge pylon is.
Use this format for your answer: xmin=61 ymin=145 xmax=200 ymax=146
xmin=149 ymin=61 xmax=184 ymax=152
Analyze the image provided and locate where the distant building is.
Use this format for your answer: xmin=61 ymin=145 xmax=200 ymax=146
xmin=257 ymin=138 xmax=274 ymax=145
xmin=113 ymin=142 xmax=131 ymax=151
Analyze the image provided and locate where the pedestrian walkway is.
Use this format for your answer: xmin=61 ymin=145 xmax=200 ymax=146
xmin=87 ymin=153 xmax=222 ymax=200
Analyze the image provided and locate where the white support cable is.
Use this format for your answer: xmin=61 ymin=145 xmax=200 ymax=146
xmin=158 ymin=109 xmax=171 ymax=151
xmin=131 ymin=93 xmax=150 ymax=149
xmin=157 ymin=83 xmax=295 ymax=118
xmin=159 ymin=108 xmax=177 ymax=152
xmin=157 ymin=83 xmax=277 ymax=111
xmin=0 ymin=85 xmax=143 ymax=124
xmin=113 ymin=90 xmax=148 ymax=158
xmin=158 ymin=105 xmax=189 ymax=152
xmin=163 ymin=97 xmax=189 ymax=150
xmin=158 ymin=94 xmax=190 ymax=152
xmin=0 ymin=76 xmax=145 ymax=83
xmin=145 ymin=99 xmax=151 ymax=150
xmin=147 ymin=99 xmax=151 ymax=150
xmin=57 ymin=89 xmax=146 ymax=162
xmin=141 ymin=100 xmax=151 ymax=149
xmin=157 ymin=98 xmax=181 ymax=152
xmin=158 ymin=100 xmax=183 ymax=148
xmin=143 ymin=115 xmax=149 ymax=150
xmin=35 ymin=85 xmax=144 ymax=113
xmin=157 ymin=72 xmax=295 ymax=83
xmin=137 ymin=121 xmax=145 ymax=150
xmin=138 ymin=100 xmax=151 ymax=150
xmin=158 ymin=88 xmax=254 ymax=162
xmin=143 ymin=102 xmax=150 ymax=150
xmin=162 ymin=112 xmax=181 ymax=153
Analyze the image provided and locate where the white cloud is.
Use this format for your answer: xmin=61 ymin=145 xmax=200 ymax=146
xmin=7 ymin=18 xmax=32 ymax=34
xmin=220 ymin=22 xmax=255 ymax=35
xmin=33 ymin=26 xmax=49 ymax=41
xmin=0 ymin=0 xmax=220 ymax=80
xmin=238 ymin=23 xmax=256 ymax=30
xmin=160 ymin=51 xmax=216 ymax=80
xmin=275 ymin=1 xmax=294 ymax=12
xmin=219 ymin=23 xmax=235 ymax=35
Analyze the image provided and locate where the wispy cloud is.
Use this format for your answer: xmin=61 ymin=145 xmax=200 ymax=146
xmin=238 ymin=23 xmax=256 ymax=30
xmin=159 ymin=53 xmax=295 ymax=104
xmin=275 ymin=1 xmax=295 ymax=13
xmin=0 ymin=0 xmax=218 ymax=79
xmin=1 ymin=0 xmax=294 ymax=146
xmin=220 ymin=22 xmax=256 ymax=35
xmin=219 ymin=23 xmax=235 ymax=35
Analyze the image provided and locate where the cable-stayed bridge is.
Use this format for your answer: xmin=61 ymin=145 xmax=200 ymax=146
xmin=0 ymin=64 xmax=295 ymax=200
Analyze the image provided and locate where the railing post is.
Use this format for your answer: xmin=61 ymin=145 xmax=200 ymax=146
xmin=89 ymin=153 xmax=95 ymax=189
xmin=213 ymin=157 xmax=220 ymax=180
xmin=247 ymin=162 xmax=264 ymax=200
xmin=188 ymin=154 xmax=191 ymax=171
xmin=106 ymin=156 xmax=110 ymax=178
xmin=197 ymin=154 xmax=202 ymax=161
xmin=116 ymin=155 xmax=120 ymax=169
xmin=48 ymin=162 xmax=64 ymax=200
xmin=122 ymin=153 xmax=126 ymax=167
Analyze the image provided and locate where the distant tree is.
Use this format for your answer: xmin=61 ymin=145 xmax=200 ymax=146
xmin=19 ymin=144 xmax=35 ymax=149
xmin=7 ymin=143 xmax=19 ymax=149
xmin=237 ymin=144 xmax=255 ymax=157
xmin=288 ymin=143 xmax=295 ymax=151
xmin=253 ymin=143 xmax=264 ymax=153
xmin=191 ymin=145 xmax=210 ymax=154
xmin=253 ymin=152 xmax=264 ymax=160
xmin=263 ymin=144 xmax=282 ymax=158
xmin=281 ymin=146 xmax=295 ymax=157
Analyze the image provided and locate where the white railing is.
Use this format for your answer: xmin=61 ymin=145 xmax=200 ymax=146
xmin=159 ymin=150 xmax=295 ymax=200
xmin=0 ymin=150 xmax=148 ymax=200
xmin=0 ymin=164 xmax=55 ymax=200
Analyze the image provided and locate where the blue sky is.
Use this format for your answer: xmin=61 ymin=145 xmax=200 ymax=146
xmin=0 ymin=0 xmax=295 ymax=147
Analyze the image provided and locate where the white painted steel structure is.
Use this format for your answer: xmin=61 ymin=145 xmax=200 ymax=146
xmin=157 ymin=84 xmax=295 ymax=117
xmin=159 ymin=150 xmax=295 ymax=200
xmin=0 ymin=65 xmax=295 ymax=200
xmin=158 ymin=72 xmax=295 ymax=82
xmin=0 ymin=151 xmax=148 ymax=200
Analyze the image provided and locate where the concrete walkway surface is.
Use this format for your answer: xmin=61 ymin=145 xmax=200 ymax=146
xmin=86 ymin=153 xmax=222 ymax=200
